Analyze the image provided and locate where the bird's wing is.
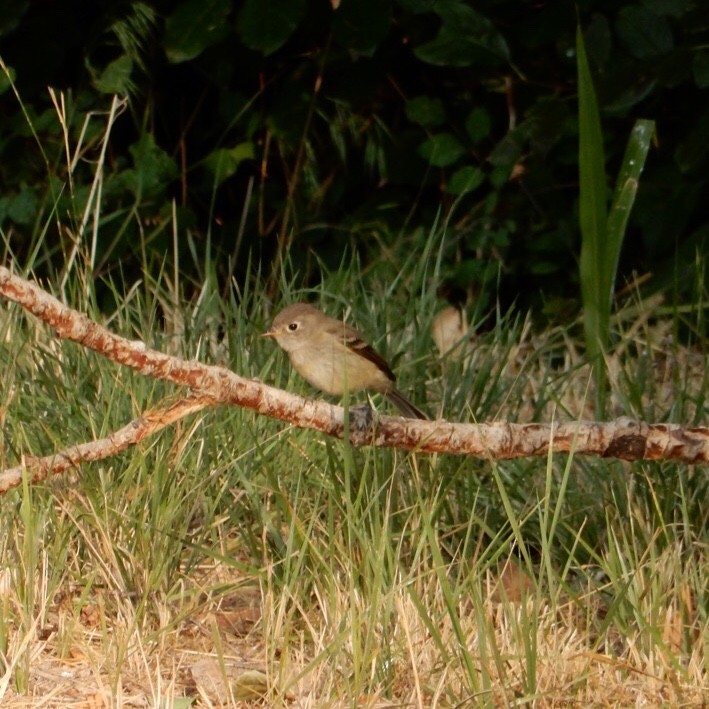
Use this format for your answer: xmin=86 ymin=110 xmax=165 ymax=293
xmin=328 ymin=321 xmax=397 ymax=383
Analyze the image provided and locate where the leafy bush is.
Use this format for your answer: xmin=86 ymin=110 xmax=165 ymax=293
xmin=0 ymin=0 xmax=706 ymax=317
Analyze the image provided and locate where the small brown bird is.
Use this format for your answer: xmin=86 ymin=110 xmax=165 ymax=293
xmin=263 ymin=303 xmax=427 ymax=419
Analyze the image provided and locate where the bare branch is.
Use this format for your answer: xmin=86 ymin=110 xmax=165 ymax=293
xmin=0 ymin=395 xmax=217 ymax=492
xmin=0 ymin=265 xmax=707 ymax=486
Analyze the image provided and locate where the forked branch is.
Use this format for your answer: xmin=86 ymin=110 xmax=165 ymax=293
xmin=0 ymin=265 xmax=706 ymax=493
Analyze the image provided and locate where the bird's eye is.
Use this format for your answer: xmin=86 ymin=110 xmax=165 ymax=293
xmin=287 ymin=322 xmax=299 ymax=331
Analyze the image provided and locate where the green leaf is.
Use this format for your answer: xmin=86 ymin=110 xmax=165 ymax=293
xmin=164 ymin=0 xmax=231 ymax=63
xmin=414 ymin=4 xmax=509 ymax=67
xmin=577 ymin=21 xmax=655 ymax=420
xmin=203 ymin=143 xmax=256 ymax=186
xmin=447 ymin=165 xmax=485 ymax=195
xmin=464 ymin=107 xmax=491 ymax=143
xmin=606 ymin=119 xmax=655 ymax=289
xmin=615 ymin=5 xmax=673 ymax=59
xmin=577 ymin=24 xmax=609 ymax=415
xmin=92 ymin=55 xmax=133 ymax=95
xmin=7 ymin=188 xmax=39 ymax=225
xmin=332 ymin=0 xmax=392 ymax=56
xmin=125 ymin=133 xmax=178 ymax=197
xmin=418 ymin=133 xmax=465 ymax=167
xmin=488 ymin=127 xmax=526 ymax=169
xmin=237 ymin=0 xmax=306 ymax=55
xmin=405 ymin=96 xmax=446 ymax=127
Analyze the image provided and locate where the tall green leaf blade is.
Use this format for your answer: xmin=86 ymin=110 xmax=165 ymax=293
xmin=610 ymin=120 xmax=655 ymax=198
xmin=577 ymin=23 xmax=609 ymax=415
xmin=606 ymin=119 xmax=655 ymax=300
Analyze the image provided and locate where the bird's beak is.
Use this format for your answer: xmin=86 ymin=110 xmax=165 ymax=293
xmin=261 ymin=328 xmax=276 ymax=338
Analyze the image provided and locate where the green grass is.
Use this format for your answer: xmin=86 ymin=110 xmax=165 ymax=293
xmin=0 ymin=240 xmax=706 ymax=707
xmin=0 ymin=83 xmax=706 ymax=707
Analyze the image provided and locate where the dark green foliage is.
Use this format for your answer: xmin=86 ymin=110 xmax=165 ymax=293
xmin=0 ymin=0 xmax=706 ymax=318
xmin=165 ymin=0 xmax=231 ymax=62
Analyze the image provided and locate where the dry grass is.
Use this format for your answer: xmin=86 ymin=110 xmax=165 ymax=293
xmin=0 ymin=538 xmax=706 ymax=707
xmin=0 ymin=269 xmax=706 ymax=707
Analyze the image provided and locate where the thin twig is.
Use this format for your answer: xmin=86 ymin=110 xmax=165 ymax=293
xmin=0 ymin=395 xmax=216 ymax=492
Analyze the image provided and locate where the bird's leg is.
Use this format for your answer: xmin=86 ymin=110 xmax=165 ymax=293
xmin=346 ymin=402 xmax=376 ymax=433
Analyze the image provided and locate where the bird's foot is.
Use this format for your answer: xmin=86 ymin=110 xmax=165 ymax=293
xmin=346 ymin=403 xmax=376 ymax=433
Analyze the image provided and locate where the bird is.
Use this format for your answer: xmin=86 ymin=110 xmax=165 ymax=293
xmin=262 ymin=303 xmax=428 ymax=419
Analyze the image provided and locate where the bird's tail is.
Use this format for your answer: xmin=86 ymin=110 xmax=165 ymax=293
xmin=385 ymin=388 xmax=428 ymax=420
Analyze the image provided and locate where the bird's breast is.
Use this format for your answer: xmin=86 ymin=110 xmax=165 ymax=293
xmin=287 ymin=342 xmax=390 ymax=395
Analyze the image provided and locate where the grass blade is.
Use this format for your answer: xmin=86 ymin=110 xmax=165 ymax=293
xmin=577 ymin=23 xmax=609 ymax=415
xmin=606 ymin=119 xmax=655 ymax=285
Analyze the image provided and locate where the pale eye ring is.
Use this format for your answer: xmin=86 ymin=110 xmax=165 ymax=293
xmin=287 ymin=322 xmax=299 ymax=331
